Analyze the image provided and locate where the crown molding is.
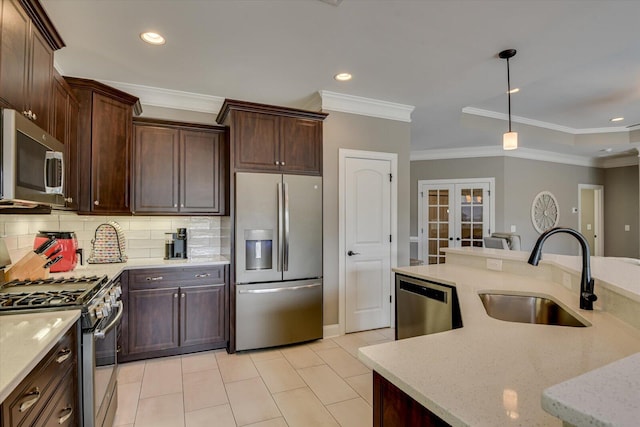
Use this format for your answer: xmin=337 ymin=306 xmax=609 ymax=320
xmin=598 ymin=155 xmax=639 ymax=168
xmin=411 ymin=146 xmax=599 ymax=167
xmin=462 ymin=107 xmax=628 ymax=135
xmin=320 ymin=90 xmax=415 ymax=122
xmin=99 ymin=80 xmax=225 ymax=114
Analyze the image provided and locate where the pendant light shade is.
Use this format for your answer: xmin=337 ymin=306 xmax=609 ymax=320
xmin=499 ymin=49 xmax=518 ymax=150
xmin=503 ymin=131 xmax=518 ymax=150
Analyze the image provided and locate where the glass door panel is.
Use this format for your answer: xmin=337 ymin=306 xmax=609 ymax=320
xmin=421 ymin=185 xmax=453 ymax=264
xmin=455 ymin=183 xmax=489 ymax=249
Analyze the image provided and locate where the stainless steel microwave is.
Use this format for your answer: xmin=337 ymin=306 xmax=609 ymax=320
xmin=2 ymin=109 xmax=66 ymax=208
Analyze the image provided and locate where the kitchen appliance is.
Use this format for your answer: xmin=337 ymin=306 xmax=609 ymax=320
xmin=1 ymin=109 xmax=66 ymax=208
xmin=235 ymin=172 xmax=323 ymax=351
xmin=0 ymin=275 xmax=123 ymax=427
xmin=164 ymin=227 xmax=187 ymax=259
xmin=34 ymin=231 xmax=83 ymax=272
xmin=87 ymin=221 xmax=127 ymax=264
xmin=396 ymin=274 xmax=463 ymax=339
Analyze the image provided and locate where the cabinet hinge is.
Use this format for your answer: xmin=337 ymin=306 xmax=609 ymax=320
xmin=389 ymin=173 xmax=392 ymax=182
xmin=420 ymin=191 xmax=423 ymax=198
xmin=389 ymin=235 xmax=392 ymax=243
xmin=389 ymin=295 xmax=392 ymax=303
xmin=488 ymin=190 xmax=491 ymax=196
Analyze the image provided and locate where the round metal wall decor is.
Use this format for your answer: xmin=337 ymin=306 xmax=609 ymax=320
xmin=531 ymin=191 xmax=559 ymax=233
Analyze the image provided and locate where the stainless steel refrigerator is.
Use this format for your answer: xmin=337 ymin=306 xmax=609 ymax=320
xmin=235 ymin=172 xmax=322 ymax=351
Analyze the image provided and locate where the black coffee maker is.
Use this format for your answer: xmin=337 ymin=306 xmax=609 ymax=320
xmin=164 ymin=228 xmax=188 ymax=259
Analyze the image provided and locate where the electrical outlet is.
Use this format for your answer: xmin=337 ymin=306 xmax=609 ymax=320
xmin=510 ymin=225 xmax=516 ymax=232
xmin=562 ymin=272 xmax=572 ymax=289
xmin=486 ymin=258 xmax=502 ymax=271
xmin=625 ymin=225 xmax=631 ymax=232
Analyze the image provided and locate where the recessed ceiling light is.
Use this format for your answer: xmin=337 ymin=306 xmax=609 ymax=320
xmin=140 ymin=32 xmax=166 ymax=45
xmin=610 ymin=117 xmax=624 ymax=122
xmin=507 ymin=88 xmax=520 ymax=94
xmin=334 ymin=73 xmax=352 ymax=82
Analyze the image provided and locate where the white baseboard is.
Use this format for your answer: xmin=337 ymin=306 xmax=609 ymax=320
xmin=323 ymin=324 xmax=340 ymax=338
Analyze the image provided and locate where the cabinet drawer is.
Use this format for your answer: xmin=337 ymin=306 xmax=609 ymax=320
xmin=33 ymin=369 xmax=76 ymax=427
xmin=129 ymin=266 xmax=226 ymax=290
xmin=2 ymin=325 xmax=77 ymax=427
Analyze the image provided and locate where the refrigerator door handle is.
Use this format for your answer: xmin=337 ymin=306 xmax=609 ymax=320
xmin=277 ymin=182 xmax=284 ymax=272
xmin=283 ymin=181 xmax=290 ymax=272
xmin=238 ymin=282 xmax=321 ymax=294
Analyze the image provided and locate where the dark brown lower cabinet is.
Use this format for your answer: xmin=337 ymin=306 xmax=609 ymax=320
xmin=1 ymin=324 xmax=78 ymax=427
xmin=373 ymin=371 xmax=450 ymax=427
xmin=119 ymin=265 xmax=228 ymax=362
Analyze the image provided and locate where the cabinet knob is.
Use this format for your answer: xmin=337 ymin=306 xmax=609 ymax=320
xmin=275 ymin=161 xmax=280 ymax=165
xmin=65 ymin=197 xmax=73 ymax=203
xmin=181 ymin=293 xmax=185 ymax=298
xmin=174 ymin=204 xmax=177 ymax=208
xmin=174 ymin=294 xmax=178 ymax=298
xmin=281 ymin=161 xmax=285 ymax=166
xmin=94 ymin=200 xmax=100 ymax=206
xmin=181 ymin=204 xmax=184 ymax=208
xmin=145 ymin=276 xmax=163 ymax=281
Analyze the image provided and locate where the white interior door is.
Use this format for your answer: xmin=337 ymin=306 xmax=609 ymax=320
xmin=345 ymin=157 xmax=392 ymax=333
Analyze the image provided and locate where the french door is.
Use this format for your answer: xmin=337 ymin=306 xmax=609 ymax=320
xmin=418 ymin=179 xmax=493 ymax=264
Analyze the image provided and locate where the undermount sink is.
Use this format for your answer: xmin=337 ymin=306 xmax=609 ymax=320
xmin=478 ymin=292 xmax=589 ymax=327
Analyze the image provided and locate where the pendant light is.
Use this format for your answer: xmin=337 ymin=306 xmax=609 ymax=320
xmin=499 ymin=49 xmax=518 ymax=150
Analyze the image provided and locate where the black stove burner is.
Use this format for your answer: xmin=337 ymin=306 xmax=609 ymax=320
xmin=0 ymin=289 xmax=87 ymax=307
xmin=5 ymin=275 xmax=102 ymax=287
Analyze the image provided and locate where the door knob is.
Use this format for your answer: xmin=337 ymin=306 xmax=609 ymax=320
xmin=347 ymin=250 xmax=360 ymax=256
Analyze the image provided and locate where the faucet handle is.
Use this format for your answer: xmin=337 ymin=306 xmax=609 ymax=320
xmin=581 ymin=292 xmax=598 ymax=302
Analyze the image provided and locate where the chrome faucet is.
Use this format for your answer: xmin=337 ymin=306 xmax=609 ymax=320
xmin=527 ymin=227 xmax=597 ymax=310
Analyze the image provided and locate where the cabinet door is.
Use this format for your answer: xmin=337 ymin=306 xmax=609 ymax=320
xmin=280 ymin=117 xmax=322 ymax=175
xmin=128 ymin=288 xmax=180 ymax=354
xmin=28 ymin=27 xmax=53 ymax=131
xmin=134 ymin=125 xmax=179 ymax=213
xmin=91 ymin=93 xmax=132 ymax=213
xmin=52 ymin=75 xmax=68 ymax=144
xmin=180 ymin=284 xmax=226 ymax=347
xmin=233 ymin=111 xmax=280 ymax=172
xmin=0 ymin=0 xmax=29 ymax=111
xmin=180 ymin=129 xmax=222 ymax=213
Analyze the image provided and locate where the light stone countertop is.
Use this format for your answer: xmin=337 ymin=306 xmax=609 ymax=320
xmin=48 ymin=255 xmax=231 ymax=280
xmin=541 ymin=352 xmax=640 ymax=427
xmin=0 ymin=310 xmax=81 ymax=402
xmin=358 ymin=251 xmax=640 ymax=427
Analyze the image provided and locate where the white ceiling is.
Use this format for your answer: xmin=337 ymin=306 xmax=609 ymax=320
xmin=41 ymin=0 xmax=640 ymax=161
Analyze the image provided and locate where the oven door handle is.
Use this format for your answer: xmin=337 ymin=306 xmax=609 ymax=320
xmin=94 ymin=301 xmax=123 ymax=339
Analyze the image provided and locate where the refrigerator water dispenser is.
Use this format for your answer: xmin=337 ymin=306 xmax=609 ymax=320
xmin=245 ymin=229 xmax=272 ymax=270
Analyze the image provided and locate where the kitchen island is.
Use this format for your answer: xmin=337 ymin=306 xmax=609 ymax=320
xmin=359 ymin=248 xmax=640 ymax=426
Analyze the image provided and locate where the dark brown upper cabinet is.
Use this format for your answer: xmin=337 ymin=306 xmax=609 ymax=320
xmin=66 ymin=77 xmax=142 ymax=214
xmin=0 ymin=0 xmax=65 ymax=132
xmin=52 ymin=70 xmax=79 ymax=209
xmin=217 ymin=99 xmax=327 ymax=176
xmin=132 ymin=118 xmax=228 ymax=215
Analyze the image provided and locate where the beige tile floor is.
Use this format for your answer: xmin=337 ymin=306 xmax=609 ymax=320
xmin=113 ymin=328 xmax=395 ymax=427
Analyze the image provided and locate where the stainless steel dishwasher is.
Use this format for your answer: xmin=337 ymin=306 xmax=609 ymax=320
xmin=396 ymin=274 xmax=462 ymax=339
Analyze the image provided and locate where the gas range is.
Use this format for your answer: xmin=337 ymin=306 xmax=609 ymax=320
xmin=0 ymin=275 xmax=119 ymax=330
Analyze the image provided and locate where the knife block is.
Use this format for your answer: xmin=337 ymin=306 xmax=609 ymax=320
xmin=5 ymin=252 xmax=50 ymax=281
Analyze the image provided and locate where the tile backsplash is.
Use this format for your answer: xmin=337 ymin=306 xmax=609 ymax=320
xmin=0 ymin=212 xmax=230 ymax=264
